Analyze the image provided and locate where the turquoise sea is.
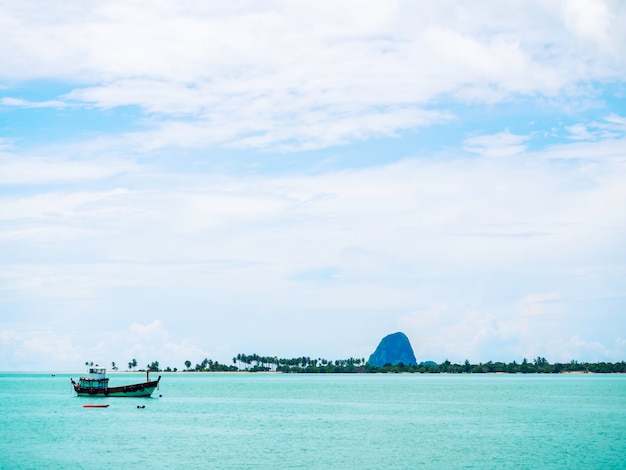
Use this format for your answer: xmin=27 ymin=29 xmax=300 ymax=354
xmin=1 ymin=373 xmax=625 ymax=469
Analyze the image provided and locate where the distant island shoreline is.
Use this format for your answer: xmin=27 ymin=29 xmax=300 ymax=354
xmin=69 ymin=356 xmax=626 ymax=375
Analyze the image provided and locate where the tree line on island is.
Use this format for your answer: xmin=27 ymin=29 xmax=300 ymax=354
xmin=93 ymin=332 xmax=624 ymax=374
xmin=108 ymin=355 xmax=626 ymax=374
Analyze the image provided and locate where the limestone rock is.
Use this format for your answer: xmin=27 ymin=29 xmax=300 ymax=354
xmin=368 ymin=332 xmax=417 ymax=366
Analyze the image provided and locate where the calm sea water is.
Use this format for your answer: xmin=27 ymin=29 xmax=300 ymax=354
xmin=1 ymin=373 xmax=625 ymax=469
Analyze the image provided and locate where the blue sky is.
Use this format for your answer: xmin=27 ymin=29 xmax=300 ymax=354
xmin=1 ymin=1 xmax=625 ymax=371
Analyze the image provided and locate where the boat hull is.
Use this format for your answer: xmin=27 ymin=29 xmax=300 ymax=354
xmin=71 ymin=377 xmax=161 ymax=398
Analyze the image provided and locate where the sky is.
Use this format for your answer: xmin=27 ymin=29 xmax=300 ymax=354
xmin=1 ymin=0 xmax=625 ymax=371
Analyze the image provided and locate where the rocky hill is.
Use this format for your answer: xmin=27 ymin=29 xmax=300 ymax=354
xmin=368 ymin=332 xmax=417 ymax=366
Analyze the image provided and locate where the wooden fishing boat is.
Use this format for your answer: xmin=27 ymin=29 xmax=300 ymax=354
xmin=83 ymin=404 xmax=110 ymax=408
xmin=71 ymin=366 xmax=161 ymax=398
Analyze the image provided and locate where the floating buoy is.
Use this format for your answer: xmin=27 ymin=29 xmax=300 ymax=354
xmin=137 ymin=405 xmax=145 ymax=409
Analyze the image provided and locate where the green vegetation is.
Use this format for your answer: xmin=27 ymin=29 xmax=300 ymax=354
xmin=229 ymin=354 xmax=625 ymax=373
xmin=364 ymin=357 xmax=626 ymax=374
xmin=114 ymin=355 xmax=625 ymax=374
xmin=190 ymin=357 xmax=238 ymax=372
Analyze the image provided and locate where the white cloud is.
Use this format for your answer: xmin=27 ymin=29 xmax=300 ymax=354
xmin=563 ymin=0 xmax=611 ymax=44
xmin=0 ymin=153 xmax=138 ymax=185
xmin=0 ymin=321 xmax=213 ymax=371
xmin=518 ymin=293 xmax=562 ymax=317
xmin=566 ymin=123 xmax=595 ymax=141
xmin=0 ymin=97 xmax=67 ymax=109
xmin=398 ymin=307 xmax=523 ymax=363
xmin=1 ymin=135 xmax=623 ymax=277
xmin=1 ymin=1 xmax=625 ymax=151
xmin=564 ymin=335 xmax=613 ymax=361
xmin=120 ymin=107 xmax=455 ymax=152
xmin=130 ymin=320 xmax=169 ymax=341
xmin=566 ymin=114 xmax=626 ymax=141
xmin=463 ymin=131 xmax=530 ymax=157
xmin=0 ymin=132 xmax=624 ymax=366
xmin=605 ymin=113 xmax=626 ymax=130
xmin=0 ymin=328 xmax=82 ymax=371
xmin=0 ymin=138 xmax=14 ymax=151
xmin=540 ymin=136 xmax=626 ymax=161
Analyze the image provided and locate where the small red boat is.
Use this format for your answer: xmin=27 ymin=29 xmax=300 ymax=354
xmin=83 ymin=404 xmax=110 ymax=408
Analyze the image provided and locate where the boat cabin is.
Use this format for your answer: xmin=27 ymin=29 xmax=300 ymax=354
xmin=78 ymin=366 xmax=109 ymax=391
xmin=88 ymin=366 xmax=107 ymax=379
